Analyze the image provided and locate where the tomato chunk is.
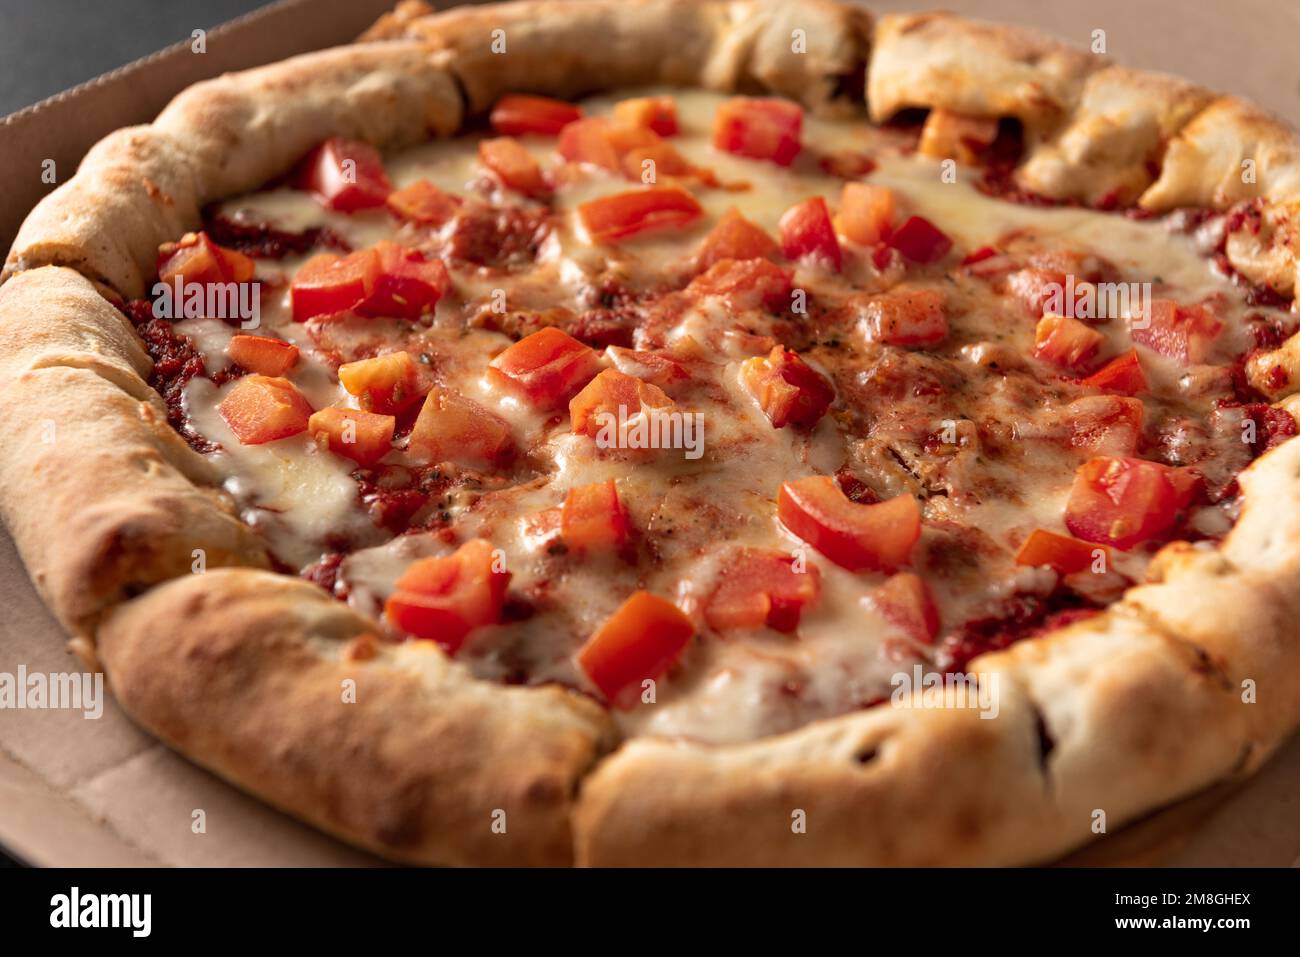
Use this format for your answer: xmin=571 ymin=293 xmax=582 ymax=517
xmin=490 ymin=94 xmax=582 ymax=136
xmin=779 ymin=196 xmax=842 ymax=271
xmin=858 ymin=288 xmax=947 ymax=347
xmin=739 ymin=346 xmax=834 ymax=428
xmin=308 ymin=406 xmax=395 ymax=467
xmin=779 ymin=476 xmax=921 ymax=572
xmin=869 ymin=572 xmax=940 ymax=645
xmin=888 ymin=216 xmax=953 ymax=265
xmin=1066 ymin=396 xmax=1144 ymax=456
xmin=712 ymin=97 xmax=802 ymax=166
xmin=227 ymin=335 xmax=299 ymax=376
xmin=687 ymin=257 xmax=794 ymax=312
xmin=557 ymin=117 xmax=623 ymax=170
xmin=337 ymin=351 xmax=424 ymax=415
xmin=704 ymin=547 xmax=821 ymax=633
xmin=560 ymin=480 xmax=632 ymax=553
xmin=384 ymin=539 xmax=511 ymax=652
xmin=1081 ymin=349 xmax=1148 ymax=395
xmin=357 ymin=242 xmax=450 ymax=319
xmin=488 ymin=327 xmax=603 ymax=409
xmin=386 ymin=179 xmax=462 ymax=226
xmin=408 ymin=385 xmax=514 ymax=468
xmin=620 ymin=139 xmax=696 ymax=183
xmin=614 ymin=96 xmax=679 ymax=136
xmin=1131 ymin=298 xmax=1224 ymax=365
xmin=694 ymin=208 xmax=778 ymax=270
xmin=1034 ymin=315 xmax=1104 ymax=370
xmin=1014 ymin=529 xmax=1105 ymax=575
xmin=569 ymin=368 xmax=673 ymax=438
xmin=291 ymin=249 xmax=381 ymax=322
xmin=157 ymin=231 xmax=255 ymax=286
xmin=605 ymin=346 xmax=690 ymax=387
xmin=295 ymin=137 xmax=392 ymax=212
xmin=1064 ymin=456 xmax=1194 ymax=550
xmin=576 ymin=591 xmax=694 ymax=703
xmin=836 ymin=183 xmax=895 ymax=246
xmin=218 ymin=375 xmax=314 ymax=445
xmin=577 ymin=186 xmax=703 ymax=243
xmin=479 ymin=137 xmax=549 ymax=196
xmin=918 ymin=110 xmax=999 ymax=163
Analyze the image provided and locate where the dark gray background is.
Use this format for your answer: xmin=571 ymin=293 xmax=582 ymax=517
xmin=0 ymin=0 xmax=273 ymax=118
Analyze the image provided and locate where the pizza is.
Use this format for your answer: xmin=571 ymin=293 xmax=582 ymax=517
xmin=3 ymin=0 xmax=1300 ymax=867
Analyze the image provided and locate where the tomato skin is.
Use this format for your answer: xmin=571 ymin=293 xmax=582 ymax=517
xmin=836 ymin=182 xmax=895 ymax=246
xmin=858 ymin=288 xmax=947 ymax=347
xmin=687 ymin=257 xmax=793 ymax=312
xmin=869 ymin=572 xmax=940 ymax=644
xmin=569 ymin=368 xmax=673 ymax=437
xmin=694 ymin=208 xmax=778 ymax=270
xmin=219 ymin=375 xmax=314 ymax=445
xmin=888 ymin=215 xmax=953 ymax=265
xmin=386 ymin=179 xmax=462 ymax=226
xmin=778 ymin=196 xmax=842 ymax=271
xmin=739 ymin=346 xmax=834 ymax=428
xmin=577 ymin=186 xmax=704 ymax=243
xmin=778 ymin=476 xmax=921 ymax=572
xmin=357 ymin=242 xmax=450 ymax=319
xmin=488 ymin=327 xmax=603 ymax=410
xmin=613 ymin=96 xmax=679 ymax=136
xmin=1081 ymin=349 xmax=1148 ymax=395
xmin=704 ymin=548 xmax=822 ymax=633
xmin=479 ymin=137 xmax=549 ymax=196
xmin=1064 ymin=456 xmax=1196 ymax=550
xmin=561 ymin=480 xmax=632 ymax=553
xmin=408 ymin=385 xmax=514 ymax=468
xmin=712 ymin=97 xmax=803 ymax=166
xmin=1132 ymin=298 xmax=1224 ymax=365
xmin=490 ymin=94 xmax=582 ymax=136
xmin=290 ymin=249 xmax=380 ymax=322
xmin=1014 ymin=529 xmax=1105 ymax=575
xmin=157 ymin=231 xmax=255 ymax=286
xmin=384 ymin=539 xmax=511 ymax=653
xmin=576 ymin=591 xmax=694 ymax=703
xmin=228 ymin=335 xmax=299 ymax=376
xmin=295 ymin=137 xmax=392 ymax=212
xmin=308 ymin=406 xmax=395 ymax=467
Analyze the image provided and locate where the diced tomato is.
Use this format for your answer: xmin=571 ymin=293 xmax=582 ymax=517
xmin=385 ymin=179 xmax=462 ymax=226
xmin=479 ymin=137 xmax=548 ymax=196
xmin=560 ymin=480 xmax=632 ymax=553
xmin=290 ymin=249 xmax=381 ymax=322
xmin=778 ymin=196 xmax=842 ymax=271
xmin=1005 ymin=267 xmax=1067 ymax=317
xmin=227 ymin=335 xmax=299 ymax=376
xmin=408 ymin=385 xmax=514 ymax=468
xmin=576 ymin=591 xmax=694 ymax=702
xmin=687 ymin=257 xmax=793 ymax=312
xmin=337 ymin=351 xmax=424 ymax=415
xmin=308 ymin=406 xmax=395 ymax=467
xmin=858 ymin=288 xmax=947 ymax=347
xmin=157 ymin=231 xmax=255 ymax=286
xmin=1131 ymin=298 xmax=1224 ymax=365
xmin=605 ymin=346 xmax=690 ymax=387
xmin=1065 ymin=395 xmax=1145 ymax=456
xmin=613 ymin=96 xmax=679 ymax=136
xmin=712 ymin=97 xmax=803 ymax=167
xmin=489 ymin=94 xmax=582 ymax=136
xmin=889 ymin=216 xmax=953 ymax=265
xmin=694 ymin=208 xmax=778 ymax=270
xmin=869 ymin=572 xmax=940 ymax=645
xmin=384 ymin=539 xmax=511 ymax=652
xmin=739 ymin=346 xmax=834 ymax=428
xmin=961 ymin=246 xmax=998 ymax=267
xmin=557 ymin=117 xmax=623 ymax=170
xmin=356 ymin=242 xmax=450 ymax=319
xmin=569 ymin=368 xmax=673 ymax=437
xmin=1034 ymin=315 xmax=1104 ymax=370
xmin=620 ymin=139 xmax=695 ymax=183
xmin=1014 ymin=528 xmax=1105 ymax=575
xmin=704 ymin=547 xmax=821 ymax=633
xmin=917 ymin=109 xmax=999 ymax=162
xmin=295 ymin=137 xmax=392 ymax=212
xmin=778 ymin=476 xmax=921 ymax=572
xmin=488 ymin=327 xmax=603 ymax=409
xmin=1064 ymin=456 xmax=1193 ymax=550
xmin=218 ymin=375 xmax=314 ymax=445
xmin=577 ymin=186 xmax=704 ymax=243
xmin=1081 ymin=349 xmax=1148 ymax=395
xmin=836 ymin=183 xmax=895 ymax=246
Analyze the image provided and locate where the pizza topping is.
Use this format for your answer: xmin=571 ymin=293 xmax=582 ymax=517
xmin=309 ymin=407 xmax=395 ymax=467
xmin=1080 ymin=349 xmax=1147 ymax=394
xmin=291 ymin=244 xmax=449 ymax=322
xmin=338 ymin=351 xmax=425 ymax=415
xmin=218 ymin=375 xmax=314 ymax=445
xmin=1131 ymin=298 xmax=1224 ymax=365
xmin=384 ymin=539 xmax=511 ymax=652
xmin=479 ymin=137 xmax=550 ymax=197
xmin=917 ymin=110 xmax=999 ymax=164
xmin=560 ymin=480 xmax=632 ymax=554
xmin=857 ymin=287 xmax=947 ymax=347
xmin=576 ymin=591 xmax=694 ymax=703
xmin=739 ymin=346 xmax=834 ymax=428
xmin=488 ymin=327 xmax=603 ymax=409
xmin=294 ymin=137 xmax=392 ymax=212
xmin=227 ymin=335 xmax=299 ymax=376
xmin=703 ymin=547 xmax=821 ymax=633
xmin=836 ymin=182 xmax=895 ymax=247
xmin=489 ymin=93 xmax=583 ymax=136
xmin=569 ymin=368 xmax=673 ymax=437
xmin=869 ymin=571 xmax=940 ymax=645
xmin=888 ymin=215 xmax=953 ymax=265
xmin=712 ymin=96 xmax=802 ymax=166
xmin=1066 ymin=395 xmax=1145 ymax=456
xmin=157 ymin=231 xmax=255 ymax=286
xmin=408 ymin=385 xmax=515 ymax=468
xmin=613 ymin=95 xmax=680 ymax=136
xmin=686 ymin=257 xmax=793 ymax=312
xmin=778 ymin=196 xmax=842 ymax=271
xmin=1014 ymin=529 xmax=1106 ymax=575
xmin=1034 ymin=315 xmax=1104 ymax=370
xmin=385 ymin=179 xmax=462 ymax=226
xmin=577 ymin=186 xmax=704 ymax=243
xmin=291 ymin=250 xmax=380 ymax=322
xmin=778 ymin=476 xmax=921 ymax=572
xmin=1064 ymin=456 xmax=1198 ymax=550
xmin=694 ymin=208 xmax=778 ymax=270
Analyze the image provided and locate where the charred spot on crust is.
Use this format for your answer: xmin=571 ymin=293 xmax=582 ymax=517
xmin=1033 ymin=707 xmax=1056 ymax=772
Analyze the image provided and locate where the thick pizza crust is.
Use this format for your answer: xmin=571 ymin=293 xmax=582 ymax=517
xmin=3 ymin=0 xmax=1300 ymax=867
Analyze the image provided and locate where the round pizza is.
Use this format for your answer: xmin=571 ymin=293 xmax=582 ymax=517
xmin=3 ymin=0 xmax=1300 ymax=867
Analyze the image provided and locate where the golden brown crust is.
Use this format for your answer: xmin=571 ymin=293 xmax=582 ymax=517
xmin=97 ymin=569 xmax=616 ymax=866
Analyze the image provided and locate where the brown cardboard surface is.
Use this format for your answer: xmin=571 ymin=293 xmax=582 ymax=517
xmin=1 ymin=0 xmax=1299 ymax=867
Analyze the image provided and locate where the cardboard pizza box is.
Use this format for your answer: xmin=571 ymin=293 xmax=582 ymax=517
xmin=1 ymin=0 xmax=1298 ymax=868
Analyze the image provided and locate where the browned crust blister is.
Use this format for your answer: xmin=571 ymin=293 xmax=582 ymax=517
xmin=3 ymin=0 xmax=1300 ymax=867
